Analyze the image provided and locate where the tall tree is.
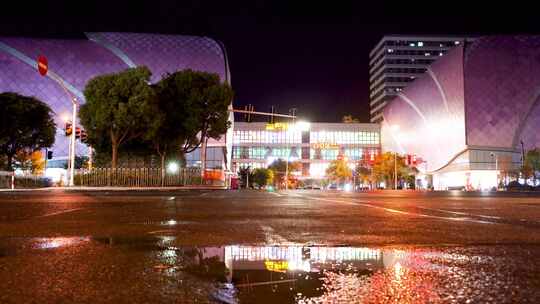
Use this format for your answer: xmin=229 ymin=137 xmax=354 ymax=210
xmin=525 ymin=148 xmax=540 ymax=184
xmin=342 ymin=115 xmax=360 ymax=123
xmin=153 ymin=70 xmax=233 ymax=173
xmin=80 ymin=66 xmax=156 ymax=168
xmin=0 ymin=92 xmax=55 ymax=170
xmin=355 ymin=165 xmax=373 ymax=188
xmin=371 ymin=152 xmax=411 ymax=189
xmin=268 ymin=159 xmax=301 ymax=188
xmin=252 ymin=168 xmax=273 ymax=189
xmin=326 ymin=158 xmax=352 ymax=184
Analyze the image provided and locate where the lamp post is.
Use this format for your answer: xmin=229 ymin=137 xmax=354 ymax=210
xmin=37 ymin=55 xmax=78 ymax=187
xmin=55 ymin=79 xmax=78 ymax=187
xmin=390 ymin=124 xmax=400 ymax=190
xmin=285 ymin=108 xmax=297 ymax=190
xmin=490 ymin=152 xmax=499 ymax=189
xmin=394 ymin=152 xmax=398 ymax=190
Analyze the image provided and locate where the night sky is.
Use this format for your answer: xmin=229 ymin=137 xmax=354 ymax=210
xmin=1 ymin=1 xmax=538 ymax=122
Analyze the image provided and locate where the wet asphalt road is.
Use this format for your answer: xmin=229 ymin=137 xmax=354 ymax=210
xmin=1 ymin=189 xmax=540 ymax=303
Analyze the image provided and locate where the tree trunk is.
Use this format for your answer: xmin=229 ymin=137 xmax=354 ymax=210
xmin=111 ymin=143 xmax=118 ymax=169
xmin=200 ymin=137 xmax=207 ymax=178
xmin=6 ymin=154 xmax=13 ymax=171
xmin=160 ymin=153 xmax=166 ymax=187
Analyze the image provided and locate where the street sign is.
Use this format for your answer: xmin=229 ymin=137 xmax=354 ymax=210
xmin=37 ymin=55 xmax=48 ymax=76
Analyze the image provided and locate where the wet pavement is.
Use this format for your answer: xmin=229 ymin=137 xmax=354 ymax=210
xmin=1 ymin=189 xmax=540 ymax=303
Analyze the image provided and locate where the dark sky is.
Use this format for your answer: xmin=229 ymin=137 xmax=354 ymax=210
xmin=1 ymin=1 xmax=539 ymax=122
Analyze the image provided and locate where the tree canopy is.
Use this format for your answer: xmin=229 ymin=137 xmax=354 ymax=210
xmin=252 ymin=168 xmax=273 ymax=189
xmin=0 ymin=92 xmax=55 ymax=170
xmin=147 ymin=69 xmax=233 ymax=173
xmin=80 ymin=66 xmax=156 ymax=168
xmin=524 ymin=148 xmax=540 ymax=183
xmin=342 ymin=115 xmax=360 ymax=123
xmin=371 ymin=152 xmax=412 ymax=189
xmin=326 ymin=158 xmax=352 ymax=183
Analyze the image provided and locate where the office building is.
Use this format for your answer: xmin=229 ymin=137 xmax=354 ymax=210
xmin=370 ymin=35 xmax=473 ymax=123
xmin=381 ymin=35 xmax=540 ymax=190
xmin=232 ymin=122 xmax=381 ymax=178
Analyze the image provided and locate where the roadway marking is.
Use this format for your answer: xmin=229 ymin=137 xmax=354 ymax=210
xmin=299 ymin=195 xmax=495 ymax=225
xmin=269 ymin=192 xmax=283 ymax=197
xmin=35 ymin=208 xmax=86 ymax=218
xmin=147 ymin=229 xmax=176 ymax=235
xmin=416 ymin=206 xmax=502 ymax=220
xmin=258 ymin=223 xmax=291 ymax=244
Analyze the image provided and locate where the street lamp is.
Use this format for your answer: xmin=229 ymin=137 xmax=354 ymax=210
xmin=284 ymin=118 xmax=310 ymax=190
xmin=490 ymin=152 xmax=499 ymax=189
xmin=391 ymin=125 xmax=400 ymax=190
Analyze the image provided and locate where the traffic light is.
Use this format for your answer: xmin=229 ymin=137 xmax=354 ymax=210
xmin=65 ymin=122 xmax=72 ymax=136
xmin=75 ymin=127 xmax=81 ymax=139
xmin=80 ymin=129 xmax=88 ymax=143
xmin=47 ymin=151 xmax=53 ymax=160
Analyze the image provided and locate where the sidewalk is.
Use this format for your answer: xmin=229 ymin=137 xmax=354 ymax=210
xmin=0 ymin=185 xmax=229 ymax=192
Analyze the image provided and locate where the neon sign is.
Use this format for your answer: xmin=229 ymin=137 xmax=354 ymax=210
xmin=311 ymin=143 xmax=340 ymax=149
xmin=266 ymin=122 xmax=289 ymax=131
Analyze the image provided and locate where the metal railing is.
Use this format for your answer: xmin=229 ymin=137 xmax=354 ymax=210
xmin=0 ymin=171 xmax=52 ymax=189
xmin=74 ymin=167 xmax=204 ymax=187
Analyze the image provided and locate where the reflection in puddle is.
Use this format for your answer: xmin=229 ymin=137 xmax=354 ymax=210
xmin=4 ymin=236 xmax=534 ymax=303
xmin=33 ymin=237 xmax=91 ymax=249
xmin=127 ymin=242 xmax=452 ymax=303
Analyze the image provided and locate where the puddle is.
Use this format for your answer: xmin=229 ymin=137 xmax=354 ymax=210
xmin=1 ymin=236 xmax=540 ymax=303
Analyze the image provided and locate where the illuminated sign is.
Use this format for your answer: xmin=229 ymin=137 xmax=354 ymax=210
xmin=311 ymin=143 xmax=340 ymax=149
xmin=264 ymin=260 xmax=288 ymax=272
xmin=266 ymin=122 xmax=289 ymax=131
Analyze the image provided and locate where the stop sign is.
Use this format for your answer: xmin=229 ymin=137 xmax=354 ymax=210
xmin=37 ymin=55 xmax=48 ymax=76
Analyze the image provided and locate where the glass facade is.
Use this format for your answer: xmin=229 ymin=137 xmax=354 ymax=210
xmin=186 ymin=147 xmax=225 ymax=169
xmin=309 ymin=131 xmax=379 ymax=145
xmin=232 ymin=123 xmax=381 ymax=177
xmin=233 ymin=130 xmax=301 ymax=144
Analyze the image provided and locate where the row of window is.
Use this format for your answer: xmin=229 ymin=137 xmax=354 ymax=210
xmin=371 ymin=58 xmax=435 ymax=71
xmin=370 ymin=67 xmax=427 ymax=85
xmin=234 ymin=130 xmax=380 ymax=145
xmin=379 ymin=76 xmax=416 ymax=83
xmin=385 ymin=40 xmax=460 ymax=47
xmin=233 ymin=130 xmax=302 ymax=144
xmin=233 ymin=147 xmax=379 ymax=161
xmin=310 ymin=131 xmax=379 ymax=144
xmin=185 ymin=147 xmax=224 ymax=169
xmin=371 ymin=40 xmax=460 ymax=56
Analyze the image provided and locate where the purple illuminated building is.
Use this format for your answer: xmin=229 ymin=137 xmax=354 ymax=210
xmin=381 ymin=36 xmax=540 ymax=190
xmin=0 ymin=33 xmax=233 ymax=173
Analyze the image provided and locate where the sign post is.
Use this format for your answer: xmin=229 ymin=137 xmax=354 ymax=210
xmin=37 ymin=55 xmax=77 ymax=186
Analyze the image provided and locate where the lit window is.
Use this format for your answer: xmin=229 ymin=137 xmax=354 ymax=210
xmin=424 ymin=52 xmax=430 ymax=56
xmin=439 ymin=43 xmax=444 ymax=47
xmin=454 ymin=41 xmax=460 ymax=45
xmin=439 ymin=52 xmax=443 ymax=56
xmin=417 ymin=41 xmax=424 ymax=47
xmin=387 ymin=49 xmax=394 ymax=53
xmin=409 ymin=43 xmax=415 ymax=47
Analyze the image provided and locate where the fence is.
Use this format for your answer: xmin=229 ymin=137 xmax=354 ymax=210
xmin=0 ymin=171 xmax=52 ymax=189
xmin=74 ymin=167 xmax=207 ymax=187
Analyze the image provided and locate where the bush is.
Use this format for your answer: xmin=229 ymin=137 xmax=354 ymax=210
xmin=252 ymin=168 xmax=273 ymax=189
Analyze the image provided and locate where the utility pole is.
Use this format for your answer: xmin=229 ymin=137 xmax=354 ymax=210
xmin=36 ymin=55 xmax=78 ymax=186
xmin=394 ymin=152 xmax=398 ymax=190
xmin=521 ymin=140 xmax=526 ymax=168
xmin=285 ymin=108 xmax=297 ymax=191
